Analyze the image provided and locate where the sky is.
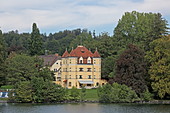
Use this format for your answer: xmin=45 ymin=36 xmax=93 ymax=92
xmin=0 ymin=0 xmax=170 ymax=35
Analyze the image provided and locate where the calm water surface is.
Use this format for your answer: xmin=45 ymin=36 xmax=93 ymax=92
xmin=0 ymin=103 xmax=170 ymax=113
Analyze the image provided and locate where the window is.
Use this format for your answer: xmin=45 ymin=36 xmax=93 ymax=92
xmin=79 ymin=75 xmax=83 ymax=79
xmin=69 ymin=82 xmax=72 ymax=87
xmin=87 ymin=57 xmax=91 ymax=64
xmin=70 ymin=75 xmax=71 ymax=79
xmin=70 ymin=59 xmax=71 ymax=64
xmin=79 ymin=68 xmax=83 ymax=72
xmin=80 ymin=60 xmax=83 ymax=64
xmin=88 ymin=75 xmax=91 ymax=79
xmin=94 ymin=60 xmax=96 ymax=64
xmin=79 ymin=57 xmax=83 ymax=64
xmin=96 ymin=82 xmax=99 ymax=86
xmin=56 ymin=62 xmax=58 ymax=64
xmin=94 ymin=68 xmax=96 ymax=72
xmin=70 ymin=68 xmax=71 ymax=72
xmin=76 ymin=75 xmax=78 ymax=79
xmin=54 ymin=69 xmax=57 ymax=72
xmin=87 ymin=68 xmax=91 ymax=72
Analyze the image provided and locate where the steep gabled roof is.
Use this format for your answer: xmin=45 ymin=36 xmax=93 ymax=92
xmin=69 ymin=46 xmax=94 ymax=58
xmin=39 ymin=54 xmax=61 ymax=66
xmin=62 ymin=50 xmax=69 ymax=58
xmin=93 ymin=50 xmax=101 ymax=58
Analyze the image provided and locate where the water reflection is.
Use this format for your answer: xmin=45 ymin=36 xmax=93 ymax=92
xmin=0 ymin=103 xmax=170 ymax=113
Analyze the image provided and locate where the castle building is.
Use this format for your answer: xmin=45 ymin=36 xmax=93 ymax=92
xmin=39 ymin=46 xmax=107 ymax=88
xmin=60 ymin=45 xmax=106 ymax=89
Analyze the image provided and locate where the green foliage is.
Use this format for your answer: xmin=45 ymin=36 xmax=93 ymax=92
xmin=145 ymin=36 xmax=170 ymax=99
xmin=102 ymin=56 xmax=117 ymax=79
xmin=80 ymin=86 xmax=86 ymax=101
xmin=31 ymin=77 xmax=66 ymax=103
xmin=29 ymin=23 xmax=43 ymax=56
xmin=70 ymin=86 xmax=80 ymax=101
xmin=98 ymin=84 xmax=114 ymax=102
xmin=98 ymin=83 xmax=139 ymax=103
xmin=114 ymin=44 xmax=147 ymax=94
xmin=14 ymin=81 xmax=33 ymax=103
xmin=140 ymin=90 xmax=153 ymax=101
xmin=0 ymin=30 xmax=7 ymax=86
xmin=5 ymin=54 xmax=40 ymax=85
xmin=114 ymin=11 xmax=168 ymax=51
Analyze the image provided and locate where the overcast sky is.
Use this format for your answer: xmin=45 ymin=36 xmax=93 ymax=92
xmin=0 ymin=0 xmax=170 ymax=35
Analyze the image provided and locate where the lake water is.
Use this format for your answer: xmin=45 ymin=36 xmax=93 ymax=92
xmin=0 ymin=103 xmax=170 ymax=113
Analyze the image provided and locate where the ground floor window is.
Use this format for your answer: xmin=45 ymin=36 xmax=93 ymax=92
xmin=87 ymin=84 xmax=91 ymax=86
xmin=69 ymin=82 xmax=72 ymax=87
xmin=96 ymin=82 xmax=99 ymax=86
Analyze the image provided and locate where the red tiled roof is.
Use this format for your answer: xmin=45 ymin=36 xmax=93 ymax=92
xmin=62 ymin=50 xmax=69 ymax=58
xmin=69 ymin=46 xmax=94 ymax=58
xmin=93 ymin=50 xmax=101 ymax=57
xmin=61 ymin=46 xmax=101 ymax=58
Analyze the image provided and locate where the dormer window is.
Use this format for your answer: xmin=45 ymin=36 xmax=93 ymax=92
xmin=87 ymin=57 xmax=91 ymax=64
xmin=79 ymin=57 xmax=83 ymax=64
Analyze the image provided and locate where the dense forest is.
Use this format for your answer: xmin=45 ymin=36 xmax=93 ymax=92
xmin=0 ymin=11 xmax=170 ymax=102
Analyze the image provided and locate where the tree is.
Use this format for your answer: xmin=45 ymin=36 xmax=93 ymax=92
xmin=145 ymin=36 xmax=170 ymax=98
xmin=70 ymin=86 xmax=80 ymax=101
xmin=114 ymin=11 xmax=168 ymax=51
xmin=98 ymin=83 xmax=139 ymax=103
xmin=29 ymin=23 xmax=43 ymax=56
xmin=114 ymin=44 xmax=147 ymax=94
xmin=5 ymin=54 xmax=53 ymax=85
xmin=102 ymin=56 xmax=117 ymax=79
xmin=14 ymin=81 xmax=33 ymax=103
xmin=0 ymin=30 xmax=6 ymax=87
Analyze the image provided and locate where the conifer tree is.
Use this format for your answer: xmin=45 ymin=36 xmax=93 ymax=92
xmin=29 ymin=23 xmax=43 ymax=56
xmin=0 ymin=30 xmax=6 ymax=86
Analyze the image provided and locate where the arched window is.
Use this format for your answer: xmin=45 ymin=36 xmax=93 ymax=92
xmin=79 ymin=57 xmax=83 ymax=64
xmin=87 ymin=57 xmax=91 ymax=64
xmin=69 ymin=82 xmax=72 ymax=87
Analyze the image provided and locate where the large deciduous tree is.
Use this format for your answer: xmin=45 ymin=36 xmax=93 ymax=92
xmin=145 ymin=36 xmax=170 ymax=99
xmin=114 ymin=44 xmax=147 ymax=94
xmin=5 ymin=54 xmax=53 ymax=85
xmin=29 ymin=23 xmax=43 ymax=56
xmin=114 ymin=11 xmax=168 ymax=51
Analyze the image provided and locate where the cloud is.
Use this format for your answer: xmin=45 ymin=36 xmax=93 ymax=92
xmin=0 ymin=0 xmax=170 ymax=34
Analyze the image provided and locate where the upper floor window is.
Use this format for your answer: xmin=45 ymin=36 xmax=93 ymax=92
xmin=79 ymin=57 xmax=83 ymax=64
xmin=94 ymin=60 xmax=96 ymax=64
xmin=87 ymin=57 xmax=91 ymax=64
xmin=54 ymin=69 xmax=57 ymax=72
xmin=87 ymin=68 xmax=91 ymax=72
xmin=88 ymin=75 xmax=91 ymax=79
xmin=79 ymin=68 xmax=83 ymax=72
xmin=79 ymin=75 xmax=83 ymax=79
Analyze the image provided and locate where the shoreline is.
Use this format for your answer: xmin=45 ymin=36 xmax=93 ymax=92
xmin=1 ymin=100 xmax=170 ymax=104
